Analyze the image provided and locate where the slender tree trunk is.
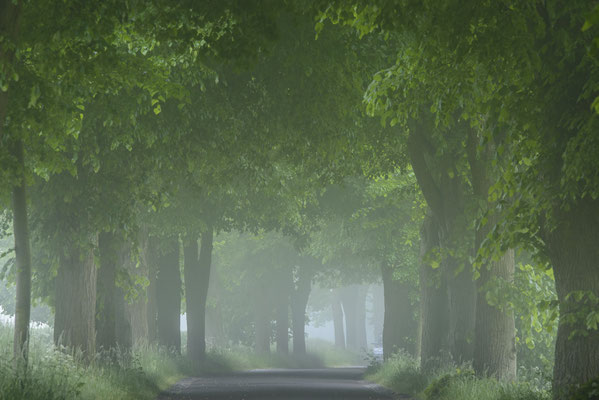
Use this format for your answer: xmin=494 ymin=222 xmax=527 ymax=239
xmin=156 ymin=236 xmax=181 ymax=352
xmin=382 ymin=262 xmax=416 ymax=359
xmin=371 ymin=285 xmax=384 ymax=348
xmin=54 ymin=238 xmax=97 ymax=358
xmin=184 ymin=226 xmax=213 ymax=368
xmin=419 ymin=214 xmax=450 ymax=372
xmin=291 ymin=266 xmax=312 ymax=355
xmin=11 ymin=140 xmax=31 ymax=365
xmin=145 ymin=236 xmax=158 ymax=344
xmin=96 ymin=232 xmax=118 ymax=351
xmin=332 ymin=292 xmax=345 ymax=349
xmin=2 ymin=0 xmax=27 ymax=366
xmin=545 ymin=199 xmax=599 ymax=399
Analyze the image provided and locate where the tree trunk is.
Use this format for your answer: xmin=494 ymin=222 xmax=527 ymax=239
xmin=332 ymin=292 xmax=345 ymax=349
xmin=96 ymin=232 xmax=118 ymax=351
xmin=2 ymin=0 xmax=26 ymax=366
xmin=54 ymin=238 xmax=97 ymax=358
xmin=11 ymin=140 xmax=32 ymax=365
xmin=473 ymin=249 xmax=517 ymax=380
xmin=545 ymin=198 xmax=599 ymax=399
xmin=184 ymin=226 xmax=213 ymax=368
xmin=254 ymin=304 xmax=271 ymax=354
xmin=340 ymin=285 xmax=367 ymax=352
xmin=467 ymin=129 xmax=518 ymax=379
xmin=408 ymin=124 xmax=475 ymax=365
xmin=145 ymin=236 xmax=158 ymax=344
xmin=275 ymin=267 xmax=292 ymax=355
xmin=291 ymin=266 xmax=312 ymax=355
xmin=419 ymin=214 xmax=450 ymax=372
xmin=356 ymin=286 xmax=368 ymax=350
xmin=156 ymin=236 xmax=181 ymax=352
xmin=382 ymin=262 xmax=416 ymax=359
xmin=371 ymin=285 xmax=384 ymax=348
xmin=444 ymin=255 xmax=476 ymax=364
xmin=125 ymin=235 xmax=149 ymax=345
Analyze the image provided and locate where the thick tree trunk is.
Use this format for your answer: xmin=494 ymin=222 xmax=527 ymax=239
xmin=156 ymin=236 xmax=181 ymax=352
xmin=11 ymin=140 xmax=32 ymax=365
xmin=275 ymin=267 xmax=291 ymax=355
xmin=254 ymin=305 xmax=271 ymax=354
xmin=54 ymin=239 xmax=97 ymax=358
xmin=467 ymin=133 xmax=517 ymax=380
xmin=125 ymin=236 xmax=149 ymax=345
xmin=96 ymin=232 xmax=118 ymax=351
xmin=355 ymin=286 xmax=368 ymax=350
xmin=419 ymin=214 xmax=450 ymax=372
xmin=332 ymin=292 xmax=345 ymax=349
xmin=340 ymin=285 xmax=367 ymax=352
xmin=473 ymin=249 xmax=516 ymax=380
xmin=184 ymin=226 xmax=213 ymax=368
xmin=545 ymin=199 xmax=599 ymax=399
xmin=371 ymin=285 xmax=384 ymax=348
xmin=291 ymin=266 xmax=312 ymax=355
xmin=382 ymin=262 xmax=416 ymax=359
xmin=444 ymin=255 xmax=476 ymax=364
xmin=408 ymin=125 xmax=475 ymax=365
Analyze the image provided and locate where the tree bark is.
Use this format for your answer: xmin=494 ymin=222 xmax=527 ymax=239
xmin=473 ymin=249 xmax=516 ymax=380
xmin=96 ymin=232 xmax=118 ymax=351
xmin=184 ymin=226 xmax=213 ymax=368
xmin=54 ymin=238 xmax=97 ymax=358
xmin=467 ymin=131 xmax=517 ymax=380
xmin=145 ymin=236 xmax=158 ymax=344
xmin=2 ymin=0 xmax=27 ymax=366
xmin=545 ymin=198 xmax=599 ymax=399
xmin=419 ymin=214 xmax=450 ymax=372
xmin=156 ymin=236 xmax=181 ymax=352
xmin=11 ymin=140 xmax=31 ymax=365
xmin=332 ymin=291 xmax=345 ymax=349
xmin=291 ymin=265 xmax=312 ymax=355
xmin=444 ymin=255 xmax=476 ymax=364
xmin=275 ymin=267 xmax=292 ymax=355
xmin=382 ymin=262 xmax=417 ymax=360
xmin=408 ymin=124 xmax=476 ymax=365
xmin=254 ymin=304 xmax=271 ymax=354
xmin=340 ymin=285 xmax=368 ymax=352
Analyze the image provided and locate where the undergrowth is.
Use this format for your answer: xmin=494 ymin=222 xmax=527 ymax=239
xmin=366 ymin=351 xmax=552 ymax=400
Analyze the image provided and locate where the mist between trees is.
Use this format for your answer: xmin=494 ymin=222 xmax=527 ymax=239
xmin=1 ymin=1 xmax=598 ymax=400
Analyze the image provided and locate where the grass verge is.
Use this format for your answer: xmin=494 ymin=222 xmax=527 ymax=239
xmin=366 ymin=352 xmax=551 ymax=400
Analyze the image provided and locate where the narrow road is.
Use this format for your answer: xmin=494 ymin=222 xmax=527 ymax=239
xmin=157 ymin=367 xmax=408 ymax=400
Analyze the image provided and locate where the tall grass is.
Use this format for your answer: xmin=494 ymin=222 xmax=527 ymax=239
xmin=366 ymin=351 xmax=551 ymax=400
xmin=0 ymin=323 xmax=189 ymax=400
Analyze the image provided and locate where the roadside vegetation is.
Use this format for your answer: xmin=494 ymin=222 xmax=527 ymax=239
xmin=367 ymin=352 xmax=551 ymax=400
xmin=0 ymin=322 xmax=361 ymax=400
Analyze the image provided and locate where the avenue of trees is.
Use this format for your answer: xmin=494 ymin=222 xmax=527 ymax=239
xmin=1 ymin=1 xmax=598 ymax=399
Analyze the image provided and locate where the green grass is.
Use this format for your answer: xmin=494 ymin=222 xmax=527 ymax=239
xmin=0 ymin=323 xmax=189 ymax=400
xmin=366 ymin=351 xmax=551 ymax=400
